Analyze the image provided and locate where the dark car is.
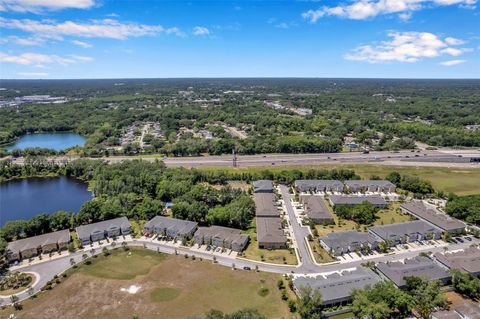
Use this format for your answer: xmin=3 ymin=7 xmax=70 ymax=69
xmin=243 ymin=266 xmax=251 ymax=270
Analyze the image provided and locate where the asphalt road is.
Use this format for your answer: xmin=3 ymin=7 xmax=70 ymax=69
xmin=3 ymin=235 xmax=477 ymax=305
xmin=278 ymin=185 xmax=318 ymax=272
xmin=6 ymin=149 xmax=480 ymax=168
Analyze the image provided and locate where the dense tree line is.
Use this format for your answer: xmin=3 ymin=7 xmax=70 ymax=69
xmin=351 ymin=276 xmax=447 ymax=319
xmin=1 ymin=159 xmax=358 ymax=242
xmin=451 ymin=270 xmax=480 ymax=300
xmin=445 ymin=194 xmax=480 ymax=225
xmin=2 ymin=79 xmax=479 ymax=156
xmin=386 ymin=171 xmax=434 ymax=197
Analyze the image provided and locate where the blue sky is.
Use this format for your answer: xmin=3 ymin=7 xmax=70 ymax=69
xmin=0 ymin=0 xmax=479 ymax=79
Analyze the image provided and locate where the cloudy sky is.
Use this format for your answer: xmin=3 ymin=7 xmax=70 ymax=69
xmin=0 ymin=0 xmax=479 ymax=78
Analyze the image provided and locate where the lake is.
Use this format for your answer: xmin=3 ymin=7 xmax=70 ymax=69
xmin=4 ymin=132 xmax=86 ymax=151
xmin=0 ymin=176 xmax=92 ymax=226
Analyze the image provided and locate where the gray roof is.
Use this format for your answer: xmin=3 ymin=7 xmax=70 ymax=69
xmin=195 ymin=225 xmax=249 ymax=246
xmin=345 ymin=180 xmax=396 ymax=189
xmin=76 ymin=217 xmax=131 ymax=239
xmin=256 ymin=217 xmax=287 ymax=244
xmin=144 ymin=215 xmax=197 ymax=235
xmin=7 ymin=229 xmax=71 ymax=254
xmin=294 ymin=180 xmax=344 ymax=192
xmin=434 ymin=246 xmax=480 ymax=274
xmin=300 ymin=195 xmax=334 ymax=221
xmin=455 ymin=302 xmax=480 ymax=319
xmin=293 ymin=268 xmax=381 ymax=304
xmin=329 ymin=195 xmax=387 ymax=206
xmin=254 ymin=193 xmax=279 ymax=217
xmin=401 ymin=201 xmax=465 ymax=232
xmin=321 ymin=231 xmax=378 ymax=250
xmin=376 ymin=256 xmax=451 ymax=287
xmin=369 ymin=220 xmax=441 ymax=241
xmin=432 ymin=310 xmax=462 ymax=319
xmin=252 ymin=180 xmax=274 ymax=193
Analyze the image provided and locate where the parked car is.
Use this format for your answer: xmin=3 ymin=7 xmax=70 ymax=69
xmin=243 ymin=266 xmax=251 ymax=270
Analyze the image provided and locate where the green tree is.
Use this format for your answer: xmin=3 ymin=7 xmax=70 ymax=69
xmin=296 ymin=286 xmax=323 ymax=319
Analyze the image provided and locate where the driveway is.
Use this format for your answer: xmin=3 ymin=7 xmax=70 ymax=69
xmin=278 ymin=185 xmax=318 ymax=273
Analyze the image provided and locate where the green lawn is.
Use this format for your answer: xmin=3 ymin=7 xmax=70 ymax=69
xmin=198 ymin=164 xmax=480 ymax=195
xmin=374 ymin=202 xmax=413 ymax=226
xmin=308 ymin=240 xmax=335 ymax=264
xmin=2 ymin=248 xmax=292 ymax=319
xmin=242 ymin=221 xmax=298 ymax=265
xmin=150 ymin=287 xmax=182 ymax=302
xmin=81 ymin=248 xmax=165 ymax=280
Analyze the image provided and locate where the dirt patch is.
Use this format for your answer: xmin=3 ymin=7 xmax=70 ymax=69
xmin=3 ymin=253 xmax=291 ymax=319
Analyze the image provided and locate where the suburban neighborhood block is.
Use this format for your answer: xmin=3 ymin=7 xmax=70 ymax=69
xmin=6 ymin=229 xmax=71 ymax=261
xmin=76 ymin=217 xmax=131 ymax=246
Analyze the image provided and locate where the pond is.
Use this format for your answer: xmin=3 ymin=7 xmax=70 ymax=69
xmin=0 ymin=176 xmax=92 ymax=226
xmin=4 ymin=132 xmax=86 ymax=151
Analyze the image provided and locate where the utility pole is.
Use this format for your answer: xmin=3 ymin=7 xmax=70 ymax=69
xmin=232 ymin=149 xmax=237 ymax=167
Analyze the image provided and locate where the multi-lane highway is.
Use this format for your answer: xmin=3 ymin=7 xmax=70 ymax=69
xmin=6 ymin=149 xmax=480 ymax=168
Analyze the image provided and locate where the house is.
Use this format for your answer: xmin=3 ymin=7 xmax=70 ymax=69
xmin=434 ymin=246 xmax=480 ymax=276
xmin=294 ymin=180 xmax=344 ymax=193
xmin=300 ymin=195 xmax=334 ymax=225
xmin=369 ymin=220 xmax=441 ymax=246
xmin=329 ymin=195 xmax=388 ymax=208
xmin=254 ymin=193 xmax=279 ymax=217
xmin=376 ymin=256 xmax=451 ymax=288
xmin=194 ymin=226 xmax=249 ymax=252
xmin=345 ymin=180 xmax=396 ymax=193
xmin=433 ymin=302 xmax=480 ymax=319
xmin=252 ymin=180 xmax=274 ymax=193
xmin=293 ymin=267 xmax=381 ymax=306
xmin=144 ymin=216 xmax=198 ymax=240
xmin=256 ymin=217 xmax=288 ymax=249
xmin=6 ymin=229 xmax=71 ymax=261
xmin=76 ymin=217 xmax=131 ymax=246
xmin=400 ymin=201 xmax=465 ymax=234
xmin=320 ymin=231 xmax=378 ymax=256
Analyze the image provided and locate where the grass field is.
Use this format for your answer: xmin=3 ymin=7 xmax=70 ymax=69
xmin=242 ymin=221 xmax=298 ymax=265
xmin=1 ymin=248 xmax=291 ymax=319
xmin=308 ymin=240 xmax=335 ymax=264
xmin=198 ymin=164 xmax=480 ymax=196
xmin=374 ymin=202 xmax=413 ymax=226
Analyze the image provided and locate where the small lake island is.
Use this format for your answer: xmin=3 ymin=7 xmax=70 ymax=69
xmin=0 ymin=176 xmax=92 ymax=226
xmin=4 ymin=132 xmax=86 ymax=151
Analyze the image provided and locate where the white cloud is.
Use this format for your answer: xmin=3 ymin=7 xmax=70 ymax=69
xmin=302 ymin=0 xmax=477 ymax=22
xmin=71 ymin=40 xmax=92 ymax=48
xmin=0 ymin=0 xmax=95 ymax=13
xmin=192 ymin=26 xmax=210 ymax=36
xmin=344 ymin=31 xmax=468 ymax=63
xmin=68 ymin=54 xmax=93 ymax=61
xmin=0 ymin=35 xmax=44 ymax=46
xmin=440 ymin=59 xmax=466 ymax=66
xmin=0 ymin=17 xmax=183 ymax=40
xmin=0 ymin=52 xmax=92 ymax=65
xmin=18 ymin=71 xmax=49 ymax=77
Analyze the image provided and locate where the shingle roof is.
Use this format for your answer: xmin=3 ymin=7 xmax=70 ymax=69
xmin=294 ymin=180 xmax=344 ymax=192
xmin=300 ymin=195 xmax=334 ymax=221
xmin=76 ymin=217 xmax=130 ymax=239
xmin=369 ymin=220 xmax=441 ymax=241
xmin=329 ymin=195 xmax=387 ymax=206
xmin=401 ymin=201 xmax=465 ymax=232
xmin=254 ymin=193 xmax=279 ymax=217
xmin=7 ymin=229 xmax=71 ymax=254
xmin=195 ymin=225 xmax=249 ymax=246
xmin=293 ymin=268 xmax=381 ymax=304
xmin=144 ymin=216 xmax=197 ymax=235
xmin=455 ymin=302 xmax=480 ymax=319
xmin=434 ymin=246 xmax=480 ymax=274
xmin=376 ymin=256 xmax=451 ymax=287
xmin=256 ymin=217 xmax=287 ymax=244
xmin=345 ymin=180 xmax=396 ymax=189
xmin=321 ymin=231 xmax=378 ymax=250
xmin=252 ymin=180 xmax=274 ymax=193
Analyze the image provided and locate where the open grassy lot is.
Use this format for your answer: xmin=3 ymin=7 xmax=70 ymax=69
xmin=308 ymin=240 xmax=336 ymax=264
xmin=80 ymin=248 xmax=165 ymax=280
xmin=242 ymin=221 xmax=298 ymax=265
xmin=1 ymin=248 xmax=291 ymax=319
xmin=198 ymin=164 xmax=480 ymax=196
xmin=374 ymin=202 xmax=413 ymax=226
